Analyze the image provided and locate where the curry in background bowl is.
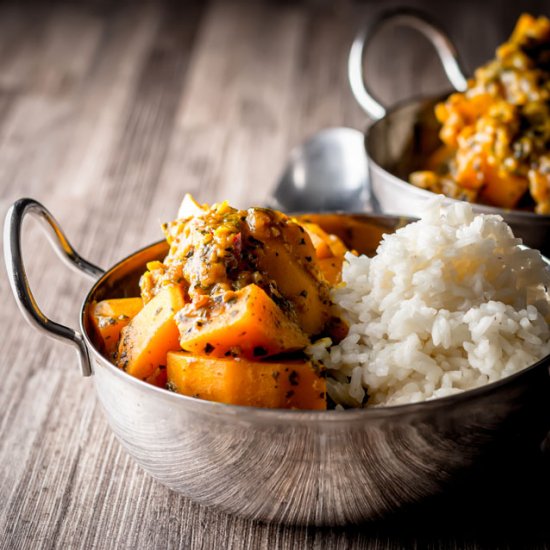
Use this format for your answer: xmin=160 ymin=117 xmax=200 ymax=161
xmin=410 ymin=14 xmax=550 ymax=213
xmin=351 ymin=9 xmax=550 ymax=253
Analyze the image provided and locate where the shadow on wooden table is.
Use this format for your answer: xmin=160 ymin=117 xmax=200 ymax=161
xmin=196 ymin=435 xmax=550 ymax=548
xmin=304 ymin=438 xmax=550 ymax=547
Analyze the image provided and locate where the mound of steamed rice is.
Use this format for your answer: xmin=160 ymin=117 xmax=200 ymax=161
xmin=307 ymin=199 xmax=550 ymax=407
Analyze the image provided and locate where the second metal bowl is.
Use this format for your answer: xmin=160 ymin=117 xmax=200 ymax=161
xmin=349 ymin=9 xmax=550 ymax=254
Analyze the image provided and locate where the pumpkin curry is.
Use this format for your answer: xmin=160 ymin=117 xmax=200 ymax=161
xmin=410 ymin=14 xmax=550 ymax=213
xmin=89 ymin=196 xmax=350 ymax=410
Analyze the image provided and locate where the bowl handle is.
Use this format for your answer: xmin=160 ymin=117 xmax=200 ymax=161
xmin=348 ymin=8 xmax=468 ymax=120
xmin=3 ymin=198 xmax=105 ymax=377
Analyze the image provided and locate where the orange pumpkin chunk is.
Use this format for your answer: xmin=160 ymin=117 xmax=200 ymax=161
xmin=117 ymin=286 xmax=185 ymax=380
xmin=145 ymin=366 xmax=168 ymax=388
xmin=167 ymin=352 xmax=326 ymax=410
xmin=176 ymin=284 xmax=309 ymax=359
xmin=90 ymin=297 xmax=143 ymax=357
xmin=318 ymin=257 xmax=344 ymax=285
xmin=479 ymin=162 xmax=529 ymax=209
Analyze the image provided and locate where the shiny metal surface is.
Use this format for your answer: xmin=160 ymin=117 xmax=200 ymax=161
xmin=271 ymin=127 xmax=368 ymax=212
xmin=4 ymin=198 xmax=104 ymax=377
xmin=349 ymin=8 xmax=467 ymax=121
xmin=349 ymin=9 xmax=550 ymax=254
xmin=5 ymin=198 xmax=550 ymax=525
xmin=91 ymin=354 xmax=550 ymax=525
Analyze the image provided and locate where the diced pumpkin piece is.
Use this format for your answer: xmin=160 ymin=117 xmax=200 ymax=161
xmin=242 ymin=208 xmax=333 ymax=336
xmin=117 ymin=286 xmax=185 ymax=380
xmin=176 ymin=284 xmax=309 ymax=359
xmin=318 ymin=257 xmax=344 ymax=285
xmin=145 ymin=366 xmax=168 ymax=388
xmin=297 ymin=223 xmax=346 ymax=285
xmin=454 ymin=148 xmax=487 ymax=190
xmin=303 ymin=225 xmax=332 ymax=260
xmin=479 ymin=162 xmax=529 ymax=209
xmin=167 ymin=352 xmax=326 ymax=410
xmin=529 ymin=164 xmax=550 ymax=213
xmin=90 ymin=297 xmax=143 ymax=357
xmin=300 ymin=222 xmax=348 ymax=284
xmin=254 ymin=236 xmax=330 ymax=336
xmin=301 ymin=222 xmax=348 ymax=260
xmin=509 ymin=13 xmax=537 ymax=43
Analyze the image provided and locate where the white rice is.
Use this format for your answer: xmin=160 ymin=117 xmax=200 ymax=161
xmin=307 ymin=198 xmax=550 ymax=407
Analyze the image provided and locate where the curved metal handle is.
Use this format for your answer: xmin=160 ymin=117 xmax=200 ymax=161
xmin=349 ymin=8 xmax=468 ymax=120
xmin=3 ymin=198 xmax=105 ymax=376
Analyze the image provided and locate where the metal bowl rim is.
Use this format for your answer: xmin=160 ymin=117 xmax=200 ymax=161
xmin=79 ymin=226 xmax=550 ymax=421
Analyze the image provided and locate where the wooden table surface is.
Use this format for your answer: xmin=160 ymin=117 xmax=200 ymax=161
xmin=2 ymin=1 xmax=550 ymax=548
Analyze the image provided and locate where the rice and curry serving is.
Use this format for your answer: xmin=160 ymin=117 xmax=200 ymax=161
xmin=89 ymin=194 xmax=550 ymax=410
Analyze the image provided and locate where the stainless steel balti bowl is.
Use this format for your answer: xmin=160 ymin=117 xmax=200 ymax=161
xmin=349 ymin=9 xmax=550 ymax=254
xmin=4 ymin=198 xmax=550 ymax=526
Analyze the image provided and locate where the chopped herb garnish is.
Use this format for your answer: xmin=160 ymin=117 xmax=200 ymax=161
xmin=288 ymin=370 xmax=299 ymax=386
xmin=253 ymin=346 xmax=268 ymax=357
xmin=204 ymin=343 xmax=214 ymax=354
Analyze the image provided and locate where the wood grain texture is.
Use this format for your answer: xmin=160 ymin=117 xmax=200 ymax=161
xmin=1 ymin=1 xmax=550 ymax=548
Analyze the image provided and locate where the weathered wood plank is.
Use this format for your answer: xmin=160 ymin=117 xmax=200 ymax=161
xmin=152 ymin=1 xmax=305 ymax=217
xmin=1 ymin=1 xmax=550 ymax=549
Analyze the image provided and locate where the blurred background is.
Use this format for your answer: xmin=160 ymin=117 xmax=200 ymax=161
xmin=2 ymin=0 xmax=549 ymax=230
xmin=2 ymin=0 xmax=550 ymax=282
